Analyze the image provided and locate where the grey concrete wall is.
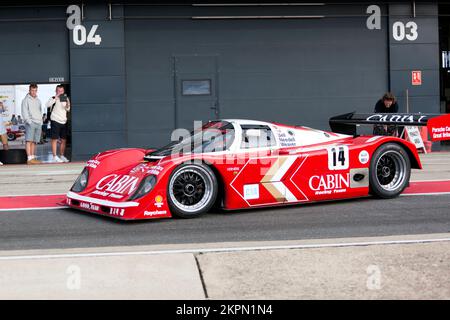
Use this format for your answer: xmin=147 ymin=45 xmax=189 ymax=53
xmin=388 ymin=3 xmax=440 ymax=114
xmin=69 ymin=5 xmax=127 ymax=160
xmin=125 ymin=4 xmax=390 ymax=149
xmin=0 ymin=7 xmax=69 ymax=84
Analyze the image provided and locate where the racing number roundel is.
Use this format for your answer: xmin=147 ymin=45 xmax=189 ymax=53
xmin=328 ymin=146 xmax=349 ymax=170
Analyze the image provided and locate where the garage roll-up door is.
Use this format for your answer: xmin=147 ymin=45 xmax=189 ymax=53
xmin=125 ymin=4 xmax=388 ymax=148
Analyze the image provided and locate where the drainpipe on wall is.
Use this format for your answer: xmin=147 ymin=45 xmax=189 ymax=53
xmin=406 ymin=89 xmax=410 ymax=113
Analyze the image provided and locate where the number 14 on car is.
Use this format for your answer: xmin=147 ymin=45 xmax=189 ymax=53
xmin=328 ymin=145 xmax=349 ymax=170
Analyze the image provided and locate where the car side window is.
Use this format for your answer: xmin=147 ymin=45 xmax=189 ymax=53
xmin=241 ymin=125 xmax=277 ymax=149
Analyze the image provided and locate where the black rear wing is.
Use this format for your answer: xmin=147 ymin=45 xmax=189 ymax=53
xmin=329 ymin=112 xmax=442 ymax=136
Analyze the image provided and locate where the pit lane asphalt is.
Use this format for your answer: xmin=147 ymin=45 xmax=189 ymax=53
xmin=0 ymin=195 xmax=449 ymax=251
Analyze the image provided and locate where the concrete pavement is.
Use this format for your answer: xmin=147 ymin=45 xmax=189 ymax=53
xmin=0 ymin=162 xmax=83 ymax=196
xmin=197 ymin=238 xmax=450 ymax=299
xmin=0 ymin=253 xmax=204 ymax=300
xmin=0 ymin=233 xmax=449 ymax=299
xmin=410 ymin=152 xmax=450 ymax=181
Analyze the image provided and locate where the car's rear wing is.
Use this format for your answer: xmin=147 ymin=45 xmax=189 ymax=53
xmin=329 ymin=112 xmax=450 ymax=141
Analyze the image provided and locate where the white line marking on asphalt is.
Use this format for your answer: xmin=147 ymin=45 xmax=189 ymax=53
xmin=0 ymin=237 xmax=449 ymax=261
xmin=0 ymin=170 xmax=80 ymax=176
xmin=401 ymin=192 xmax=450 ymax=196
xmin=410 ymin=179 xmax=450 ymax=183
xmin=0 ymin=207 xmax=68 ymax=212
xmin=0 ymin=193 xmax=66 ymax=197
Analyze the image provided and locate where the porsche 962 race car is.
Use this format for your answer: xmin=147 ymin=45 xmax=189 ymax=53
xmin=66 ymin=112 xmax=450 ymax=220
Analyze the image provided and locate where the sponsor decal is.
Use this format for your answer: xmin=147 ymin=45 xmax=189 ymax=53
xmin=327 ymin=145 xmax=349 ymax=170
xmin=431 ymin=126 xmax=450 ymax=140
xmin=96 ymin=174 xmax=139 ymax=195
xmin=243 ymin=184 xmax=259 ymax=200
xmin=154 ymin=195 xmax=164 ymax=208
xmin=366 ymin=114 xmax=427 ymax=123
xmin=86 ymin=159 xmax=100 ymax=169
xmin=92 ymin=190 xmax=124 ymax=199
xmin=130 ymin=163 xmax=148 ymax=175
xmin=276 ymin=129 xmax=297 ymax=147
xmin=147 ymin=165 xmax=164 ymax=176
xmin=79 ymin=202 xmax=100 ymax=211
xmin=226 ymin=166 xmax=241 ymax=175
xmin=309 ymin=173 xmax=350 ymax=195
xmin=144 ymin=210 xmax=167 ymax=217
xmin=110 ymin=208 xmax=125 ymax=217
xmin=359 ymin=150 xmax=370 ymax=164
xmin=108 ymin=193 xmax=124 ymax=199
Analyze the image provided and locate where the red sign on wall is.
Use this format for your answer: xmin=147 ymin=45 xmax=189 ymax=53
xmin=412 ymin=71 xmax=422 ymax=86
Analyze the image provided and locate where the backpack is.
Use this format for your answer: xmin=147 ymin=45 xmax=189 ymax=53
xmin=46 ymin=97 xmax=56 ymax=123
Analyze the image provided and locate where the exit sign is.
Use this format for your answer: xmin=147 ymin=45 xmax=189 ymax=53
xmin=412 ymin=71 xmax=422 ymax=86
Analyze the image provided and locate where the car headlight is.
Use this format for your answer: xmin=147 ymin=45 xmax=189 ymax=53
xmin=129 ymin=175 xmax=157 ymax=200
xmin=71 ymin=168 xmax=89 ymax=192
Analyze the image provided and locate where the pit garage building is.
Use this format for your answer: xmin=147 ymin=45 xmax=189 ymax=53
xmin=0 ymin=2 xmax=447 ymax=160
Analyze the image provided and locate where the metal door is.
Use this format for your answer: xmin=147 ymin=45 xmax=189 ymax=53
xmin=174 ymin=55 xmax=219 ymax=130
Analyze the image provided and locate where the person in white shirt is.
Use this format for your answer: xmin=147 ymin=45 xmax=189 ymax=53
xmin=46 ymin=85 xmax=71 ymax=163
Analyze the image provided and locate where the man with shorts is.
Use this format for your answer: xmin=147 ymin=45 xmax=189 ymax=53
xmin=21 ymin=83 xmax=43 ymax=164
xmin=46 ymin=84 xmax=70 ymax=163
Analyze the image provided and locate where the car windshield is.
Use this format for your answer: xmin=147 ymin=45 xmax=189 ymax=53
xmin=147 ymin=121 xmax=235 ymax=157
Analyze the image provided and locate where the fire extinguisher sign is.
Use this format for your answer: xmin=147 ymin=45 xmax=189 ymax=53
xmin=412 ymin=71 xmax=422 ymax=86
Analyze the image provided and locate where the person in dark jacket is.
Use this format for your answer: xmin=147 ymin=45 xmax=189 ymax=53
xmin=374 ymin=92 xmax=399 ymax=113
xmin=373 ymin=92 xmax=400 ymax=136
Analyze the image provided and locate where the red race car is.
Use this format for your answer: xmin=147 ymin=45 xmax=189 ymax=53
xmin=66 ymin=112 xmax=450 ymax=220
xmin=6 ymin=127 xmax=25 ymax=141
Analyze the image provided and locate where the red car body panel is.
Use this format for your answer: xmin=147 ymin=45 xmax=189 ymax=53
xmin=66 ymin=120 xmax=421 ymax=220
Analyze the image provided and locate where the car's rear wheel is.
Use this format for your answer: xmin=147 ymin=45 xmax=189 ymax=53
xmin=369 ymin=143 xmax=411 ymax=199
xmin=167 ymin=163 xmax=218 ymax=218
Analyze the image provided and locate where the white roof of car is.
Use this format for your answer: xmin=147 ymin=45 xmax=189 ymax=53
xmin=222 ymin=119 xmax=276 ymax=126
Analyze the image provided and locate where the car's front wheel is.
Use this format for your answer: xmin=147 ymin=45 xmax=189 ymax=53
xmin=369 ymin=143 xmax=411 ymax=199
xmin=167 ymin=163 xmax=218 ymax=218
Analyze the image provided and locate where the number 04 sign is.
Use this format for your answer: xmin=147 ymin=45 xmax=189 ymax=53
xmin=66 ymin=5 xmax=102 ymax=46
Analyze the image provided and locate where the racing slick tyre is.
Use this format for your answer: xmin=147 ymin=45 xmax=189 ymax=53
xmin=0 ymin=149 xmax=27 ymax=164
xmin=167 ymin=163 xmax=218 ymax=218
xmin=369 ymin=143 xmax=411 ymax=199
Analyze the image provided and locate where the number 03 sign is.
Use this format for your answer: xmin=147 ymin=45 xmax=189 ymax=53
xmin=66 ymin=5 xmax=102 ymax=46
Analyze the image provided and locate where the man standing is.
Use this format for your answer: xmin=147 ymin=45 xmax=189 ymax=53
xmin=46 ymin=84 xmax=70 ymax=163
xmin=21 ymin=83 xmax=43 ymax=164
